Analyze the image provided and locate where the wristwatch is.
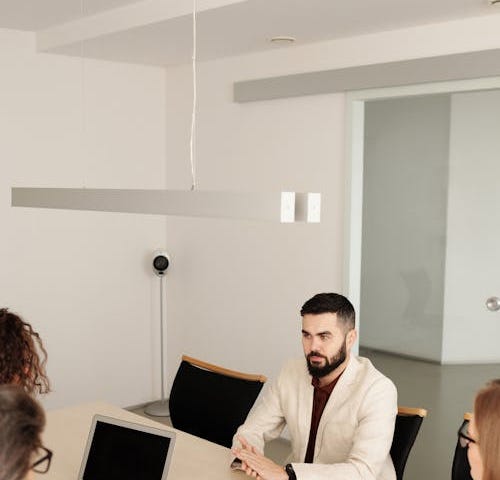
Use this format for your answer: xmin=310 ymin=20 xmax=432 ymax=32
xmin=285 ymin=463 xmax=297 ymax=480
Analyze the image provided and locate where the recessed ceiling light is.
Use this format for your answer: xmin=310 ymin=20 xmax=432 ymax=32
xmin=270 ymin=36 xmax=296 ymax=44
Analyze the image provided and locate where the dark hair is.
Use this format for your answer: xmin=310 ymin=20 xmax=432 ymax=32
xmin=300 ymin=293 xmax=355 ymax=331
xmin=474 ymin=379 xmax=500 ymax=480
xmin=0 ymin=309 xmax=50 ymax=394
xmin=0 ymin=384 xmax=45 ymax=480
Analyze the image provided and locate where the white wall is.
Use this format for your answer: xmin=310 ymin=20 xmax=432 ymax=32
xmin=5 ymin=8 xmax=500 ymax=407
xmin=161 ymin=13 xmax=500 ymax=385
xmin=360 ymin=96 xmax=450 ymax=362
xmin=163 ymin=60 xmax=344 ymax=385
xmin=0 ymin=29 xmax=167 ymax=409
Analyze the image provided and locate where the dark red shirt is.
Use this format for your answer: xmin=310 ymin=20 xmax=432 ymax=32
xmin=304 ymin=375 xmax=341 ymax=463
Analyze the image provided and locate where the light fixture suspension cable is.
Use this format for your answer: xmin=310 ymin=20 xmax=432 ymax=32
xmin=189 ymin=0 xmax=197 ymax=191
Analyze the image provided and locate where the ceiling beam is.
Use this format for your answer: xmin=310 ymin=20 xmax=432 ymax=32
xmin=234 ymin=48 xmax=500 ymax=102
xmin=37 ymin=0 xmax=246 ymax=53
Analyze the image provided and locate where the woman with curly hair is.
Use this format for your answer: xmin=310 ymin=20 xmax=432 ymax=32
xmin=0 ymin=384 xmax=51 ymax=480
xmin=0 ymin=308 xmax=50 ymax=394
xmin=460 ymin=379 xmax=500 ymax=480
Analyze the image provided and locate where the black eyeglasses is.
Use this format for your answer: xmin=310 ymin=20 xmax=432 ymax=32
xmin=458 ymin=423 xmax=477 ymax=448
xmin=31 ymin=446 xmax=53 ymax=474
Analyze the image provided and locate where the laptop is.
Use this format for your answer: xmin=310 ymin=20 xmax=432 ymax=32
xmin=78 ymin=414 xmax=176 ymax=480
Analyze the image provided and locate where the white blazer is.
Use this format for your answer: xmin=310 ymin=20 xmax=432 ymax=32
xmin=233 ymin=356 xmax=397 ymax=480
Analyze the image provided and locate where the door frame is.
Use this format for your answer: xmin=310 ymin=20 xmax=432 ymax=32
xmin=343 ymin=76 xmax=500 ymax=335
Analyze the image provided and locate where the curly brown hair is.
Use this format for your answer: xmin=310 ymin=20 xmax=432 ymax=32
xmin=0 ymin=384 xmax=46 ymax=480
xmin=0 ymin=308 xmax=50 ymax=394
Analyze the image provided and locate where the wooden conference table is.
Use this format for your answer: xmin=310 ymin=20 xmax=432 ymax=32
xmin=35 ymin=401 xmax=242 ymax=480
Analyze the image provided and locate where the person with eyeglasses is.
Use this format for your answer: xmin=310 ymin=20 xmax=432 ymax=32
xmin=458 ymin=379 xmax=500 ymax=480
xmin=0 ymin=384 xmax=52 ymax=480
xmin=0 ymin=308 xmax=50 ymax=394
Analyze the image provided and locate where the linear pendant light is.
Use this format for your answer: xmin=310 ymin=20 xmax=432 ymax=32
xmin=10 ymin=1 xmax=322 ymax=224
xmin=11 ymin=188 xmax=321 ymax=223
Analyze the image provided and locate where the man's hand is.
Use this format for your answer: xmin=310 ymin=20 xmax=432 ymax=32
xmin=232 ymin=436 xmax=288 ymax=480
xmin=231 ymin=435 xmax=261 ymax=478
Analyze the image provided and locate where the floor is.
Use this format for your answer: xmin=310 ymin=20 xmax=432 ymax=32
xmin=131 ymin=350 xmax=500 ymax=479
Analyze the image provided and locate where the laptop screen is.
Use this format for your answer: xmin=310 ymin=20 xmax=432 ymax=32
xmin=80 ymin=415 xmax=175 ymax=480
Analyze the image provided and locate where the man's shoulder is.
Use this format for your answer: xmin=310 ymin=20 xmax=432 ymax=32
xmin=349 ymin=356 xmax=396 ymax=390
xmin=338 ymin=357 xmax=398 ymax=416
xmin=351 ymin=355 xmax=386 ymax=375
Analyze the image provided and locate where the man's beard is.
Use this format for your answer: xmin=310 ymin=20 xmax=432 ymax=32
xmin=306 ymin=338 xmax=347 ymax=378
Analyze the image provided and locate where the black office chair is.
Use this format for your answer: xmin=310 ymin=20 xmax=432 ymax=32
xmin=451 ymin=413 xmax=473 ymax=480
xmin=390 ymin=406 xmax=427 ymax=480
xmin=169 ymin=355 xmax=267 ymax=448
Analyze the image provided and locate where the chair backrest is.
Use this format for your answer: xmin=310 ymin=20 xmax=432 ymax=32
xmin=451 ymin=413 xmax=473 ymax=480
xmin=169 ymin=355 xmax=267 ymax=448
xmin=390 ymin=406 xmax=427 ymax=480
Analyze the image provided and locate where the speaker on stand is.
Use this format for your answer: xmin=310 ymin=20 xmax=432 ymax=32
xmin=145 ymin=250 xmax=171 ymax=417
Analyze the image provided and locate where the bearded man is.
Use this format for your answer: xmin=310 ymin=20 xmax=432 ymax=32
xmin=231 ymin=293 xmax=397 ymax=480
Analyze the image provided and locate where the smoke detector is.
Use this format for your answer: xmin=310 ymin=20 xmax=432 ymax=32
xmin=270 ymin=36 xmax=296 ymax=44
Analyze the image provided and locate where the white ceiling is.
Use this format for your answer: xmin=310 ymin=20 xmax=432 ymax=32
xmin=0 ymin=0 xmax=143 ymax=30
xmin=1 ymin=0 xmax=499 ymax=66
